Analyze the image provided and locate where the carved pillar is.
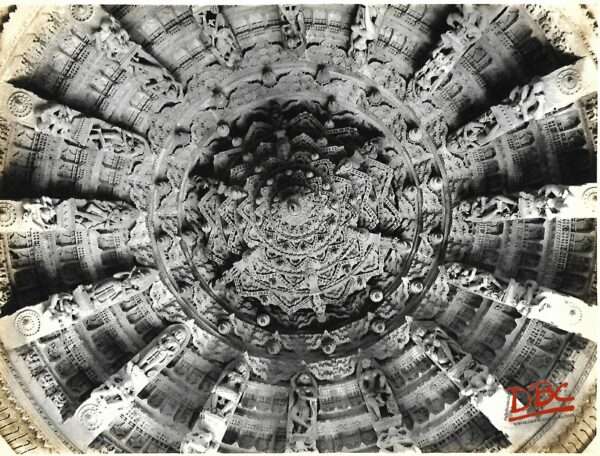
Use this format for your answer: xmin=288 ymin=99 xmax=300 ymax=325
xmin=440 ymin=263 xmax=595 ymax=340
xmin=285 ymin=370 xmax=319 ymax=452
xmin=443 ymin=57 xmax=596 ymax=162
xmin=62 ymin=323 xmax=191 ymax=449
xmin=0 ymin=267 xmax=158 ymax=349
xmin=180 ymin=358 xmax=250 ymax=453
xmin=356 ymin=357 xmax=419 ymax=452
xmin=406 ymin=318 xmax=539 ymax=449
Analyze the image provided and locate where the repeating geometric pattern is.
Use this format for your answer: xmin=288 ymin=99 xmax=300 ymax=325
xmin=0 ymin=4 xmax=596 ymax=454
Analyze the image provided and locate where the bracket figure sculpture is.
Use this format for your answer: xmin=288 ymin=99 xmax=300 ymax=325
xmin=193 ymin=6 xmax=242 ymax=69
xmin=0 ymin=267 xmax=160 ymax=349
xmin=279 ymin=5 xmax=306 ymax=53
xmin=64 ymin=323 xmax=191 ymax=449
xmin=286 ymin=370 xmax=319 ymax=452
xmin=356 ymin=357 xmax=419 ymax=452
xmin=180 ymin=358 xmax=250 ymax=453
xmin=348 ymin=5 xmax=386 ymax=67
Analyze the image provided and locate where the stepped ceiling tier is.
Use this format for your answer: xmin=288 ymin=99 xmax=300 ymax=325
xmin=0 ymin=4 xmax=597 ymax=454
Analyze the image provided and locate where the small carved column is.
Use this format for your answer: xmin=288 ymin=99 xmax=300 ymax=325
xmin=407 ymin=318 xmax=541 ymax=449
xmin=63 ymin=323 xmax=191 ymax=449
xmin=0 ymin=267 xmax=159 ymax=349
xmin=356 ymin=357 xmax=419 ymax=453
xmin=285 ymin=370 xmax=319 ymax=452
xmin=180 ymin=358 xmax=250 ymax=453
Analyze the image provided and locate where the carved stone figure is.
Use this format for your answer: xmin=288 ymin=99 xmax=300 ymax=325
xmin=43 ymin=292 xmax=78 ymax=323
xmin=287 ymin=371 xmax=318 ymax=452
xmin=22 ymin=197 xmax=57 ymax=229
xmin=358 ymin=358 xmax=398 ymax=420
xmin=94 ymin=17 xmax=131 ymax=60
xmin=458 ymin=361 xmax=497 ymax=401
xmin=279 ymin=5 xmax=306 ymax=51
xmin=508 ymin=79 xmax=546 ymax=121
xmin=348 ymin=5 xmax=383 ymax=66
xmin=181 ymin=427 xmax=217 ymax=453
xmin=134 ymin=325 xmax=189 ymax=377
xmin=411 ymin=322 xmax=464 ymax=369
xmin=36 ymin=104 xmax=79 ymax=137
xmin=194 ymin=7 xmax=241 ymax=68
xmin=377 ymin=424 xmax=418 ymax=452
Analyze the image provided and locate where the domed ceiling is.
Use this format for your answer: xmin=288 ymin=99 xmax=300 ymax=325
xmin=0 ymin=3 xmax=597 ymax=454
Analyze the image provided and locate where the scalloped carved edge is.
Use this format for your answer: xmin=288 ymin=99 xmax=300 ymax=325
xmin=0 ymin=373 xmax=54 ymax=454
xmin=542 ymin=384 xmax=597 ymax=453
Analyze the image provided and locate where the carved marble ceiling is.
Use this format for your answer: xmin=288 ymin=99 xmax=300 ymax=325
xmin=0 ymin=3 xmax=597 ymax=454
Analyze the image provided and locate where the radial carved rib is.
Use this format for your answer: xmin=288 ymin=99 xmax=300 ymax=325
xmin=406 ymin=5 xmax=588 ymax=133
xmin=446 ymin=217 xmax=596 ymax=302
xmin=441 ymin=58 xmax=597 ymax=198
xmin=368 ymin=323 xmax=509 ymax=452
xmin=355 ymin=5 xmax=451 ymax=96
xmin=220 ymin=380 xmax=288 ymax=452
xmin=63 ymin=323 xmax=191 ymax=449
xmin=439 ymin=262 xmax=596 ymax=339
xmin=104 ymin=6 xmax=214 ymax=87
xmin=444 ymin=92 xmax=597 ymax=200
xmin=0 ymin=197 xmax=151 ymax=312
xmin=0 ymin=267 xmax=159 ymax=349
xmin=0 ymin=82 xmax=155 ymax=204
xmin=0 ymin=6 xmax=182 ymax=135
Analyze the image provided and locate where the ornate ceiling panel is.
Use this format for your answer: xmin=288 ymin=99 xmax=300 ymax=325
xmin=0 ymin=3 xmax=597 ymax=454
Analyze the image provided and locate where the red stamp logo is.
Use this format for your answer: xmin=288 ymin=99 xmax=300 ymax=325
xmin=505 ymin=380 xmax=575 ymax=423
